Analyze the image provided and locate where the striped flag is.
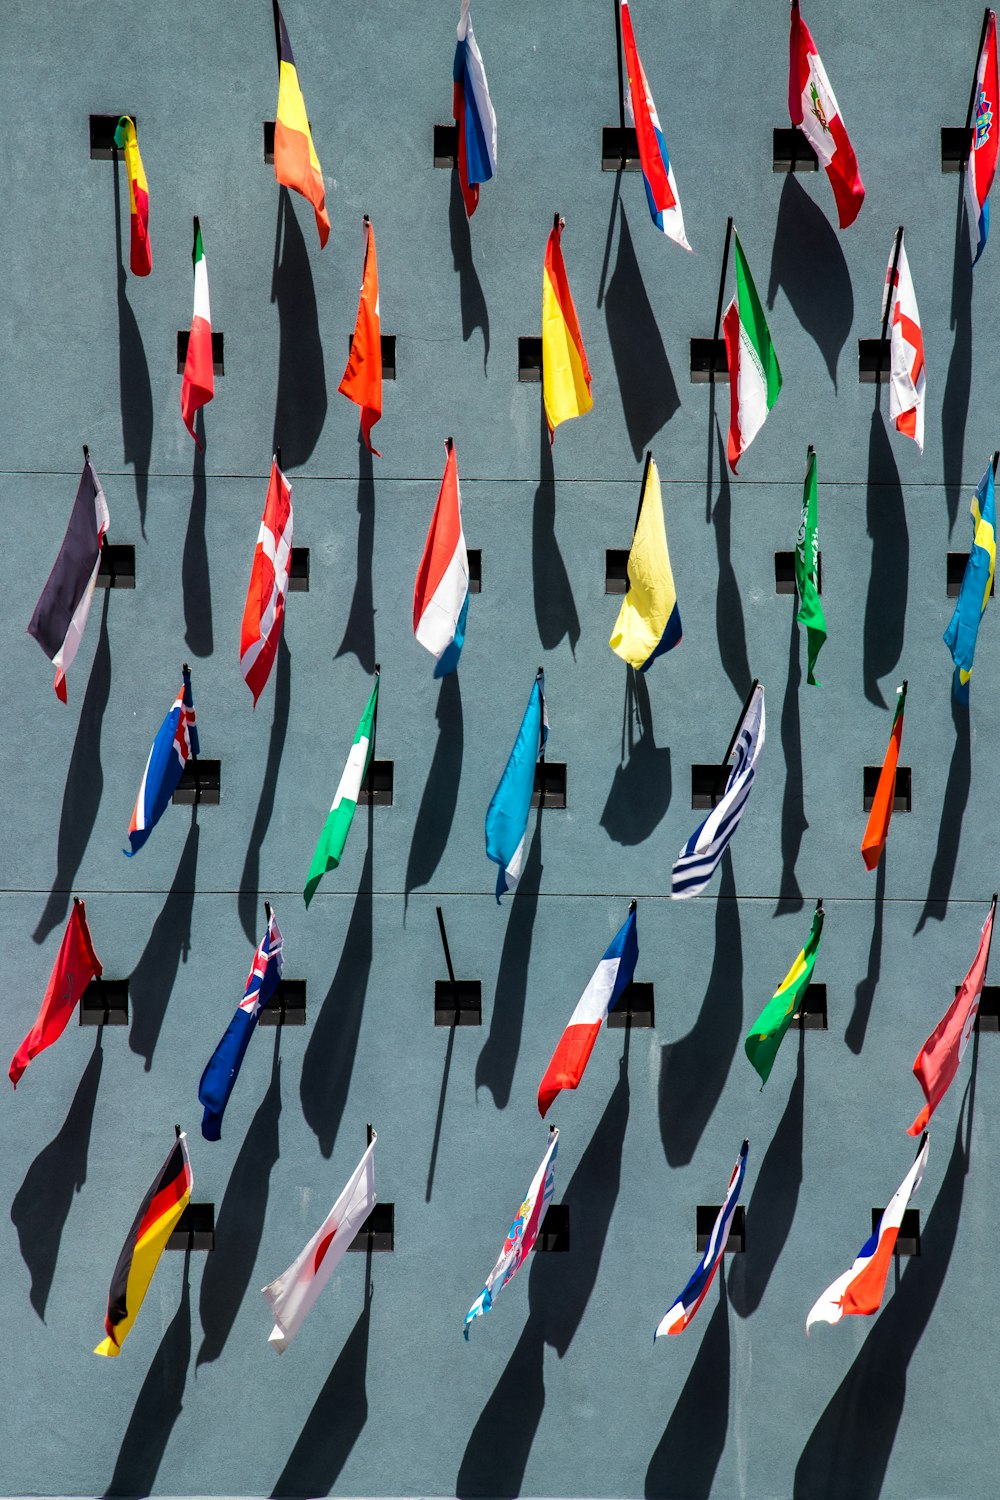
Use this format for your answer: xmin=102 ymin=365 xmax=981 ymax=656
xmin=304 ymin=672 xmax=379 ymax=907
xmin=967 ymin=10 xmax=999 ymax=265
xmin=861 ymin=682 xmax=906 ymax=872
xmin=10 ymin=900 xmax=102 ymax=1088
xmin=199 ymin=909 xmax=284 ymax=1141
xmin=788 ymin=1 xmax=865 ymax=229
xmin=272 ymin=0 xmax=329 ymax=247
xmin=338 ymin=216 xmax=382 ymax=456
xmin=240 ymin=458 xmax=293 ymax=707
xmin=542 ymin=217 xmax=593 ymax=439
xmin=609 ymin=456 xmax=681 ymax=671
xmin=672 ymin=683 xmax=765 ymax=899
xmin=944 ymin=462 xmax=996 ymax=704
xmin=723 ymin=228 xmax=782 ymax=473
xmin=113 ymin=116 xmax=152 ymax=276
xmin=125 ymin=668 xmax=200 ymax=857
xmin=180 ymin=218 xmax=214 ymax=448
xmin=619 ymin=0 xmax=691 ymax=249
xmin=27 ymin=453 xmax=109 ymax=703
xmin=464 ymin=1129 xmax=558 ymax=1337
xmin=745 ymin=903 xmax=824 ymax=1088
xmin=881 ymin=230 xmax=925 ymax=452
xmin=413 ymin=438 xmax=470 ymax=676
xmin=453 ymin=0 xmax=497 ymax=217
xmin=485 ymin=668 xmax=548 ymax=901
xmin=654 ymin=1139 xmax=748 ymax=1338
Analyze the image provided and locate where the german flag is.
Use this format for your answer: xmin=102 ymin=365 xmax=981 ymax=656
xmin=272 ymin=1 xmax=330 ymax=249
xmin=94 ymin=1133 xmax=192 ymax=1358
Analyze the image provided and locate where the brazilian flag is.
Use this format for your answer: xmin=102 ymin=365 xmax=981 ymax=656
xmin=745 ymin=905 xmax=825 ymax=1087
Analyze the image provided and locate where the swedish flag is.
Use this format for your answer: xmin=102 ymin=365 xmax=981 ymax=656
xmin=944 ymin=462 xmax=996 ymax=704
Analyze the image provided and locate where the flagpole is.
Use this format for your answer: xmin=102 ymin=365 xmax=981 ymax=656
xmin=992 ymin=449 xmax=999 ymax=477
xmin=613 ymin=0 xmax=625 ymax=136
xmin=875 ymin=225 xmax=904 ymax=393
xmin=435 ymin=905 xmax=459 ymax=993
xmin=720 ymin=677 xmax=759 ymax=769
xmin=965 ymin=8 xmax=993 ymax=137
xmin=711 ymin=217 xmax=734 ymax=382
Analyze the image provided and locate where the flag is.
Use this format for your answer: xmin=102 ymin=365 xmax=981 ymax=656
xmin=542 ymin=218 xmax=593 ymax=439
xmin=304 ymin=673 xmax=379 ymax=907
xmin=10 ymin=900 xmax=102 ymax=1088
xmin=272 ymin=0 xmax=329 ymax=248
xmin=198 ymin=909 xmax=284 ymax=1141
xmin=723 ymin=228 xmax=782 ymax=473
xmin=453 ymin=0 xmax=497 ymax=217
xmin=240 ymin=458 xmax=293 ymax=706
xmin=966 ymin=10 xmax=999 ymax=265
xmin=27 ymin=453 xmax=110 ymax=703
xmin=609 ymin=456 xmax=681 ymax=671
xmin=538 ymin=903 xmax=638 ymax=1118
xmin=95 ymin=1132 xmax=193 ymax=1357
xmin=654 ymin=1139 xmax=748 ymax=1338
xmin=125 ymin=667 xmax=200 ymax=857
xmin=745 ymin=904 xmax=824 ymax=1088
xmin=861 ymin=682 xmax=906 ymax=871
xmin=414 ymin=438 xmax=470 ymax=676
xmin=907 ymin=896 xmax=995 ymax=1136
xmin=788 ymin=1 xmax=865 ymax=229
xmin=338 ymin=216 xmax=382 ymax=456
xmin=672 ymin=683 xmax=765 ymax=898
xmin=944 ymin=462 xmax=996 ymax=704
xmin=464 ymin=1129 xmax=559 ymax=1337
xmin=180 ymin=218 xmax=214 ymax=448
xmin=485 ymin=668 xmax=548 ymax=901
xmin=619 ymin=0 xmax=691 ymax=249
xmin=796 ymin=447 xmax=827 ymax=686
xmin=806 ymin=1135 xmax=928 ymax=1332
xmin=263 ymin=1132 xmax=377 ymax=1353
xmin=881 ymin=230 xmax=925 ymax=452
xmin=113 ymin=116 xmax=152 ymax=276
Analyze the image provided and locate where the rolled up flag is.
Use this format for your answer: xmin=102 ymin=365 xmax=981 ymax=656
xmin=860 ymin=682 xmax=906 ymax=872
xmin=113 ymin=116 xmax=152 ymax=275
xmin=619 ymin=0 xmax=691 ymax=249
xmin=609 ymin=455 xmax=681 ymax=672
xmin=453 ymin=0 xmax=497 ymax=217
xmin=10 ymin=900 xmax=102 ymax=1088
xmin=944 ymin=461 xmax=995 ymax=704
xmin=272 ymin=0 xmax=329 ymax=248
xmin=464 ymin=1129 xmax=558 ymax=1337
xmin=27 ymin=452 xmax=109 ymax=703
xmin=542 ymin=217 xmax=592 ymax=439
xmin=788 ymin=1 xmax=865 ymax=229
xmin=180 ymin=218 xmax=214 ymax=448
xmin=654 ymin=1139 xmax=748 ymax=1338
xmin=338 ymin=216 xmax=382 ymax=455
xmin=966 ymin=9 xmax=999 ymax=265
xmin=485 ymin=668 xmax=548 ymax=901
xmin=672 ymin=683 xmax=765 ymax=898
xmin=199 ymin=908 xmax=284 ymax=1141
xmin=745 ymin=902 xmax=824 ymax=1088
xmin=240 ymin=458 xmax=293 ymax=707
xmin=414 ymin=438 xmax=470 ymax=676
xmin=304 ymin=672 xmax=379 ymax=906
xmin=125 ymin=667 xmax=200 ymax=856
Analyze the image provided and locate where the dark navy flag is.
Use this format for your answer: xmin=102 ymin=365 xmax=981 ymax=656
xmin=28 ymin=454 xmax=110 ymax=702
xmin=198 ymin=910 xmax=284 ymax=1141
xmin=124 ymin=668 xmax=200 ymax=856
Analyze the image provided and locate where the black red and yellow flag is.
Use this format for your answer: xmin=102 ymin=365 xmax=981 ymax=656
xmin=272 ymin=1 xmax=330 ymax=248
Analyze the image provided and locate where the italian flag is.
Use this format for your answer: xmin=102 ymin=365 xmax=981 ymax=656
xmin=304 ymin=673 xmax=379 ymax=907
xmin=744 ymin=903 xmax=824 ymax=1087
xmin=180 ymin=218 xmax=214 ymax=448
xmin=723 ymin=229 xmax=782 ymax=473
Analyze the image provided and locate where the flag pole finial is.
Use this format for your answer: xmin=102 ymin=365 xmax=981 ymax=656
xmin=274 ymin=446 xmax=282 ymax=470
xmin=264 ymin=900 xmax=272 ymax=923
xmin=367 ymin=1122 xmax=374 ymax=1145
xmin=182 ymin=661 xmax=191 ymax=676
xmin=553 ymin=213 xmax=562 ymax=231
xmin=175 ymin=1123 xmax=182 ymax=1139
xmin=992 ymin=450 xmax=999 ymax=476
xmin=82 ymin=444 xmax=89 ymax=461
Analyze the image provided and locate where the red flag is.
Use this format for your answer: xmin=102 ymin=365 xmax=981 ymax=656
xmin=180 ymin=218 xmax=214 ymax=448
xmin=338 ymin=216 xmax=382 ymax=456
xmin=240 ymin=460 xmax=293 ymax=706
xmin=788 ymin=1 xmax=865 ymax=229
xmin=861 ymin=682 xmax=906 ymax=871
xmin=10 ymin=900 xmax=102 ymax=1087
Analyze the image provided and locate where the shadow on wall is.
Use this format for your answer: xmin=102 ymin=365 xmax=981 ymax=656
xmin=239 ymin=635 xmax=292 ymax=944
xmin=405 ymin=673 xmax=464 ymax=911
xmin=129 ymin=814 xmax=200 ymax=1070
xmin=776 ymin=596 xmax=807 ymax=915
xmin=604 ymin=199 xmax=680 ymax=459
xmin=767 ymin=174 xmax=853 ymax=390
xmin=182 ymin=411 xmax=213 ymax=658
xmin=601 ymin=666 xmax=672 ymax=845
xmin=712 ymin=425 xmax=753 ymax=702
xmin=845 ymin=855 xmax=885 ymax=1055
xmin=645 ymin=1274 xmax=731 ymax=1499
xmin=475 ymin=812 xmax=543 ymax=1110
xmin=914 ymin=693 xmax=971 ymax=934
xmin=336 ymin=443 xmax=377 ymax=672
xmin=272 ymin=188 xmax=328 ymax=467
xmin=449 ymin=169 xmax=490 ymax=371
xmin=943 ymin=191 xmax=972 ymax=538
xmin=533 ymin=403 xmax=580 ymax=655
xmin=113 ymin=165 xmax=153 ymax=537
xmin=863 ymin=410 xmax=908 ymax=709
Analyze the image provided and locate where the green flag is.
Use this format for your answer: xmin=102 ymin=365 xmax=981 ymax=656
xmin=304 ymin=673 xmax=379 ymax=907
xmin=795 ymin=447 xmax=827 ymax=686
xmin=744 ymin=904 xmax=825 ymax=1087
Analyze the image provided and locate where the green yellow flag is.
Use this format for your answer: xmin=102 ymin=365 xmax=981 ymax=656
xmin=304 ymin=673 xmax=379 ymax=907
xmin=744 ymin=904 xmax=825 ymax=1087
xmin=795 ymin=447 xmax=827 ymax=686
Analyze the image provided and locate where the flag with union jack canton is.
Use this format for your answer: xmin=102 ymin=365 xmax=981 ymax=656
xmin=198 ymin=909 xmax=284 ymax=1140
xmin=124 ymin=667 xmax=199 ymax=856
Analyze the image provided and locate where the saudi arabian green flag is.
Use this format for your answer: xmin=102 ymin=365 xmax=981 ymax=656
xmin=304 ymin=673 xmax=379 ymax=908
xmin=795 ymin=447 xmax=827 ymax=686
xmin=744 ymin=904 xmax=825 ymax=1087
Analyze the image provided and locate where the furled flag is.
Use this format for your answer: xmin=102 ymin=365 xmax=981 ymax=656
xmin=966 ymin=10 xmax=999 ymax=265
xmin=880 ymin=230 xmax=925 ymax=452
xmin=95 ymin=1131 xmax=193 ymax=1357
xmin=806 ymin=1134 xmax=928 ymax=1332
xmin=199 ymin=908 xmax=284 ymax=1141
xmin=485 ymin=668 xmax=548 ymax=901
xmin=304 ymin=672 xmax=379 ymax=907
xmin=113 ymin=116 xmax=152 ymax=276
xmin=272 ymin=0 xmax=329 ymax=248
xmin=240 ymin=458 xmax=293 ymax=706
xmin=609 ymin=455 xmax=681 ymax=671
xmin=788 ymin=1 xmax=865 ymax=229
xmin=542 ymin=217 xmax=593 ymax=439
xmin=907 ymin=896 xmax=996 ymax=1136
xmin=672 ymin=683 xmax=765 ymax=898
xmin=10 ymin=900 xmax=102 ymax=1088
xmin=464 ymin=1129 xmax=559 ymax=1337
xmin=414 ymin=438 xmax=470 ymax=676
xmin=180 ymin=218 xmax=214 ymax=448
xmin=745 ymin=902 xmax=824 ymax=1088
xmin=453 ymin=0 xmax=497 ymax=217
xmin=796 ymin=446 xmax=827 ymax=686
xmin=619 ymin=0 xmax=691 ymax=249
xmin=538 ymin=903 xmax=638 ymax=1118
xmin=263 ymin=1132 xmax=377 ymax=1353
xmin=861 ymin=681 xmax=906 ymax=872
xmin=654 ymin=1139 xmax=748 ymax=1338
xmin=723 ymin=228 xmax=782 ymax=473
xmin=27 ymin=452 xmax=110 ymax=703
xmin=338 ymin=215 xmax=382 ymax=456
xmin=125 ymin=667 xmax=200 ymax=857
xmin=944 ymin=460 xmax=996 ymax=703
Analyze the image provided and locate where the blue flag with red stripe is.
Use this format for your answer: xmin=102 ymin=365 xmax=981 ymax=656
xmin=198 ymin=910 xmax=284 ymax=1141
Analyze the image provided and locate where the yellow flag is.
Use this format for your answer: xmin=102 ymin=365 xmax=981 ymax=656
xmin=609 ymin=458 xmax=681 ymax=671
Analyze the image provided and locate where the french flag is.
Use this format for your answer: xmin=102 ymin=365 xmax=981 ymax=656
xmin=537 ymin=903 xmax=638 ymax=1119
xmin=619 ymin=0 xmax=691 ymax=250
xmin=967 ymin=10 xmax=999 ymax=265
xmin=413 ymin=438 xmax=470 ymax=677
xmin=125 ymin=667 xmax=200 ymax=856
xmin=453 ymin=0 xmax=497 ymax=217
xmin=654 ymin=1139 xmax=748 ymax=1338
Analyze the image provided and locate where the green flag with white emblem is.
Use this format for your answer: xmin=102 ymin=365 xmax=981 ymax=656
xmin=796 ymin=446 xmax=827 ymax=686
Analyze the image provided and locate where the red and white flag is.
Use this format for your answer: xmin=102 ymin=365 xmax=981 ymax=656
xmin=240 ymin=459 xmax=293 ymax=706
xmin=881 ymin=230 xmax=925 ymax=453
xmin=339 ymin=215 xmax=382 ymax=456
xmin=10 ymin=900 xmax=102 ymax=1087
xmin=788 ymin=1 xmax=865 ymax=229
xmin=180 ymin=218 xmax=214 ymax=448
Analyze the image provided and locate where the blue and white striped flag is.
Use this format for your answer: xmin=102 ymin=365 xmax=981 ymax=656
xmin=198 ymin=908 xmax=283 ymax=1140
xmin=671 ymin=684 xmax=765 ymax=899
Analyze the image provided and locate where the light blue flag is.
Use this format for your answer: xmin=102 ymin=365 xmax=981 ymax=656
xmin=944 ymin=463 xmax=996 ymax=704
xmin=485 ymin=668 xmax=548 ymax=902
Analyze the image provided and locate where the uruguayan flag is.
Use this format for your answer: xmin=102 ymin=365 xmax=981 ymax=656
xmin=485 ymin=669 xmax=548 ymax=901
xmin=671 ymin=684 xmax=764 ymax=899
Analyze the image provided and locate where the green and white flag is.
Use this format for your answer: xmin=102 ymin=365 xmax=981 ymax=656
xmin=796 ymin=446 xmax=827 ymax=686
xmin=745 ymin=903 xmax=824 ymax=1087
xmin=304 ymin=673 xmax=379 ymax=907
xmin=722 ymin=226 xmax=782 ymax=473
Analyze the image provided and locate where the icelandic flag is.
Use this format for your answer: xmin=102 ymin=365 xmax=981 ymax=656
xmin=464 ymin=1129 xmax=558 ymax=1337
xmin=485 ymin=668 xmax=548 ymax=901
xmin=125 ymin=667 xmax=200 ymax=856
xmin=538 ymin=903 xmax=639 ymax=1118
xmin=413 ymin=438 xmax=470 ymax=677
xmin=198 ymin=909 xmax=284 ymax=1141
xmin=619 ymin=0 xmax=691 ymax=250
xmin=654 ymin=1139 xmax=748 ymax=1338
xmin=967 ymin=10 xmax=1000 ymax=265
xmin=944 ymin=461 xmax=996 ymax=703
xmin=453 ymin=0 xmax=497 ymax=217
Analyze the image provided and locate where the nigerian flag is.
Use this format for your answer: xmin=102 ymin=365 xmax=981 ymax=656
xmin=745 ymin=904 xmax=825 ymax=1087
xmin=304 ymin=672 xmax=379 ymax=907
xmin=796 ymin=447 xmax=827 ymax=686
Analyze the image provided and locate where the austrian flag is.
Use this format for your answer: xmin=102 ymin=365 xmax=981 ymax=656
xmin=240 ymin=458 xmax=293 ymax=706
xmin=788 ymin=1 xmax=865 ymax=229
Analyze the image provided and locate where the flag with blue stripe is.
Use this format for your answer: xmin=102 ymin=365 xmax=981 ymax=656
xmin=944 ymin=461 xmax=996 ymax=703
xmin=198 ymin=909 xmax=284 ymax=1141
xmin=125 ymin=667 xmax=200 ymax=856
xmin=485 ymin=669 xmax=548 ymax=901
xmin=453 ymin=0 xmax=497 ymax=217
xmin=671 ymin=684 xmax=765 ymax=898
xmin=654 ymin=1139 xmax=748 ymax=1338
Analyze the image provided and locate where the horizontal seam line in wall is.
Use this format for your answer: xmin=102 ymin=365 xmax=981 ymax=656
xmin=0 ymin=470 xmax=978 ymax=488
xmin=0 ymin=889 xmax=985 ymax=902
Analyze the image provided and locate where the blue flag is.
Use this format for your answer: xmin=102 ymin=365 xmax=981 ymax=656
xmin=125 ymin=667 xmax=200 ymax=856
xmin=198 ymin=910 xmax=283 ymax=1140
xmin=944 ymin=463 xmax=996 ymax=704
xmin=485 ymin=668 xmax=548 ymax=902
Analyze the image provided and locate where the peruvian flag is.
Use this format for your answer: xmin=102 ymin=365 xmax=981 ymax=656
xmin=413 ymin=438 xmax=470 ymax=677
xmin=538 ymin=903 xmax=638 ymax=1118
xmin=338 ymin=215 xmax=382 ymax=456
xmin=788 ymin=1 xmax=865 ymax=229
xmin=180 ymin=217 xmax=214 ymax=448
xmin=967 ymin=10 xmax=1000 ymax=265
xmin=240 ymin=459 xmax=293 ymax=706
xmin=10 ymin=900 xmax=102 ymax=1087
xmin=881 ymin=230 xmax=926 ymax=452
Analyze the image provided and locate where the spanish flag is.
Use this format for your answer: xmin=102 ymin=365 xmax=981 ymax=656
xmin=113 ymin=116 xmax=151 ymax=276
xmin=338 ymin=216 xmax=382 ymax=455
xmin=542 ymin=216 xmax=592 ymax=439
xmin=272 ymin=1 xmax=330 ymax=249
xmin=861 ymin=682 xmax=907 ymax=872
xmin=95 ymin=1133 xmax=192 ymax=1358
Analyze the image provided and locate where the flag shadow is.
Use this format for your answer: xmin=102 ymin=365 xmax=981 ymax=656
xmin=645 ymin=1272 xmax=730 ymax=1499
xmin=336 ymin=443 xmax=376 ymax=672
xmin=449 ymin=169 xmax=490 ymax=371
xmin=533 ymin=403 xmax=580 ymax=655
xmin=272 ymin=187 xmax=328 ymax=467
xmin=129 ymin=814 xmax=200 ymax=1070
xmin=405 ymin=674 xmax=464 ymax=913
xmin=601 ymin=667 xmax=672 ymax=846
xmin=863 ymin=410 xmax=908 ymax=709
xmin=112 ymin=161 xmax=153 ymax=537
xmin=182 ymin=411 xmax=213 ymax=658
xmin=474 ymin=813 xmax=543 ymax=1110
xmin=712 ymin=426 xmax=753 ymax=701
xmin=455 ymin=1319 xmax=545 ymax=1499
xmin=238 ymin=635 xmax=292 ymax=944
xmin=766 ymin=174 xmax=853 ymax=391
xmin=776 ymin=595 xmax=807 ymax=914
xmin=604 ymin=200 xmax=680 ymax=458
xmin=943 ymin=188 xmax=972 ymax=538
xmin=845 ymin=854 xmax=885 ymax=1055
xmin=914 ymin=694 xmax=971 ymax=934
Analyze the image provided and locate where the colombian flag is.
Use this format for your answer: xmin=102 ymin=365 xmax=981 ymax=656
xmin=113 ymin=116 xmax=151 ymax=276
xmin=542 ymin=217 xmax=592 ymax=439
xmin=861 ymin=682 xmax=906 ymax=871
xmin=272 ymin=1 xmax=329 ymax=249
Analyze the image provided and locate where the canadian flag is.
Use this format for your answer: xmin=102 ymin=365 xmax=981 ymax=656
xmin=788 ymin=1 xmax=865 ymax=229
xmin=881 ymin=230 xmax=926 ymax=453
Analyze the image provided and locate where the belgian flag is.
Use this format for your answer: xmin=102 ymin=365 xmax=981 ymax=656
xmin=272 ymin=1 xmax=330 ymax=248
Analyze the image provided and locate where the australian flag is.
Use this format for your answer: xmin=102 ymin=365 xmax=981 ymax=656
xmin=199 ymin=909 xmax=284 ymax=1141
xmin=125 ymin=667 xmax=199 ymax=856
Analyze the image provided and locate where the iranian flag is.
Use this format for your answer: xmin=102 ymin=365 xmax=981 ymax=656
xmin=789 ymin=1 xmax=865 ymax=230
xmin=304 ymin=672 xmax=379 ymax=907
xmin=180 ymin=217 xmax=214 ymax=448
xmin=723 ymin=228 xmax=782 ymax=473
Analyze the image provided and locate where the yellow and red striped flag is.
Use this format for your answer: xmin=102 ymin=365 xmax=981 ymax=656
xmin=542 ymin=216 xmax=592 ymax=439
xmin=272 ymin=1 xmax=329 ymax=248
xmin=113 ymin=116 xmax=151 ymax=276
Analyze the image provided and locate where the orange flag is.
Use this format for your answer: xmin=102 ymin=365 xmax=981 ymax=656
xmin=338 ymin=215 xmax=382 ymax=456
xmin=861 ymin=681 xmax=907 ymax=871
